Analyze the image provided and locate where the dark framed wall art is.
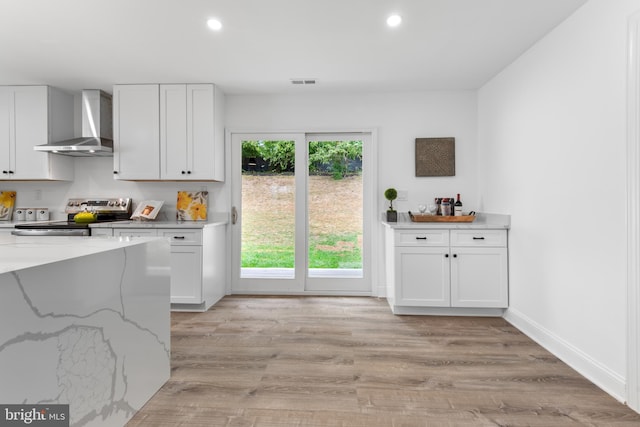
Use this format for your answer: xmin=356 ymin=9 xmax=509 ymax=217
xmin=415 ymin=137 xmax=455 ymax=177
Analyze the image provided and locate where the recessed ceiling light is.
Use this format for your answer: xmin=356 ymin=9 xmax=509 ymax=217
xmin=386 ymin=14 xmax=402 ymax=28
xmin=207 ymin=18 xmax=222 ymax=31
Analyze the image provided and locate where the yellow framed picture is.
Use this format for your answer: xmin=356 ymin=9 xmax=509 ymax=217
xmin=0 ymin=191 xmax=16 ymax=221
xmin=177 ymin=191 xmax=208 ymax=221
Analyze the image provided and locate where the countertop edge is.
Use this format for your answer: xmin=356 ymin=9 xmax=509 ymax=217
xmin=382 ymin=212 xmax=510 ymax=229
xmin=0 ymin=236 xmax=167 ymax=274
xmin=89 ymin=219 xmax=228 ymax=229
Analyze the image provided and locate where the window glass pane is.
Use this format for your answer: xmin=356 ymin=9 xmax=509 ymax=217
xmin=241 ymin=140 xmax=295 ymax=278
xmin=307 ymin=140 xmax=363 ymax=278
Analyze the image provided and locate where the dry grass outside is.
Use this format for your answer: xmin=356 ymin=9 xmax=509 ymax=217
xmin=241 ymin=174 xmax=363 ymax=267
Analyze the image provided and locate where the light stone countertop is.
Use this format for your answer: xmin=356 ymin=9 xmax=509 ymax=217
xmin=90 ymin=211 xmax=229 ymax=229
xmin=382 ymin=212 xmax=510 ymax=230
xmin=0 ymin=213 xmax=229 ymax=229
xmin=89 ymin=218 xmax=228 ymax=229
xmin=0 ymin=234 xmax=163 ymax=274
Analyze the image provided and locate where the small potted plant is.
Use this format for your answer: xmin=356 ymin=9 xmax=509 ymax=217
xmin=384 ymin=188 xmax=398 ymax=222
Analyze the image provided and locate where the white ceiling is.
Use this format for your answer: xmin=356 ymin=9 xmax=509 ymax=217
xmin=0 ymin=0 xmax=587 ymax=95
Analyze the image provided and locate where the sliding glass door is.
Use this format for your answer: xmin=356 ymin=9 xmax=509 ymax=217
xmin=231 ymin=132 xmax=372 ymax=294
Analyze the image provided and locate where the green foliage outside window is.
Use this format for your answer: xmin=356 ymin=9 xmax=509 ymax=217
xmin=242 ymin=140 xmax=362 ymax=179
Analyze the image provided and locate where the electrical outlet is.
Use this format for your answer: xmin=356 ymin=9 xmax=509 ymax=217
xmin=397 ymin=190 xmax=408 ymax=201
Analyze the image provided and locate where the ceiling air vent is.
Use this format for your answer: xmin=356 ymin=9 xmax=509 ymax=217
xmin=290 ymin=78 xmax=317 ymax=85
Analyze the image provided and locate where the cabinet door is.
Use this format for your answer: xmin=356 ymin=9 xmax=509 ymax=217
xmin=160 ymin=84 xmax=217 ymax=180
xmin=170 ymin=245 xmax=203 ymax=304
xmin=113 ymin=85 xmax=160 ymax=180
xmin=0 ymin=86 xmax=73 ymax=181
xmin=395 ymin=247 xmax=450 ymax=307
xmin=187 ymin=84 xmax=216 ymax=180
xmin=12 ymin=86 xmax=49 ymax=180
xmin=450 ymin=247 xmax=508 ymax=308
xmin=0 ymin=87 xmax=12 ymax=177
xmin=160 ymin=84 xmax=188 ymax=180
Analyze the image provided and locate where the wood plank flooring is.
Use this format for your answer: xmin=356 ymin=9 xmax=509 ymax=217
xmin=127 ymin=296 xmax=640 ymax=426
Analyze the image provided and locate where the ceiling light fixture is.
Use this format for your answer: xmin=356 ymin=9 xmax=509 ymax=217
xmin=207 ymin=18 xmax=222 ymax=31
xmin=386 ymin=14 xmax=402 ymax=28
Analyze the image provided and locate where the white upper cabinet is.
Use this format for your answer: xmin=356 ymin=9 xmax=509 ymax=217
xmin=113 ymin=84 xmax=160 ymax=180
xmin=0 ymin=86 xmax=74 ymax=181
xmin=114 ymin=83 xmax=224 ymax=181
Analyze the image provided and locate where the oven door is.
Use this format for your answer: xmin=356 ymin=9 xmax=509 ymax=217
xmin=12 ymin=228 xmax=91 ymax=236
xmin=12 ymin=221 xmax=91 ymax=237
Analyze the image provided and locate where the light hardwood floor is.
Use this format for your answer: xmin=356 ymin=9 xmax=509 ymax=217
xmin=128 ymin=296 xmax=640 ymax=426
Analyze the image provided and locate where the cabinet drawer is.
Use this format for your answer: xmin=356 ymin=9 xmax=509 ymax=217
xmin=395 ymin=230 xmax=449 ymax=247
xmin=114 ymin=228 xmax=157 ymax=238
xmin=160 ymin=229 xmax=202 ymax=245
xmin=450 ymin=230 xmax=507 ymax=247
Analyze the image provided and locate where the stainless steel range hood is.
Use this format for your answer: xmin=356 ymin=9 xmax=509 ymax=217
xmin=35 ymin=89 xmax=113 ymax=157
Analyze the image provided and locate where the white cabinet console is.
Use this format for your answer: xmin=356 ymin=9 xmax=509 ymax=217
xmin=383 ymin=213 xmax=509 ymax=316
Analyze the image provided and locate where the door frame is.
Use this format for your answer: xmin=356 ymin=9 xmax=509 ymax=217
xmin=226 ymin=128 xmax=379 ymax=296
xmin=627 ymin=11 xmax=640 ymax=413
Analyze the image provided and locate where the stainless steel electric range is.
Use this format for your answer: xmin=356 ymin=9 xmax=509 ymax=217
xmin=12 ymin=197 xmax=132 ymax=236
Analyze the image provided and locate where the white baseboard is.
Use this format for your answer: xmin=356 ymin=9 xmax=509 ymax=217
xmin=504 ymin=308 xmax=626 ymax=403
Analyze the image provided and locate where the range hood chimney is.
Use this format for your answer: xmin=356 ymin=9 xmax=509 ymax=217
xmin=35 ymin=89 xmax=113 ymax=157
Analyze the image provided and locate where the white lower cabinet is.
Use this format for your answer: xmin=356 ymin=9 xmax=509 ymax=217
xmin=159 ymin=229 xmax=203 ymax=305
xmin=168 ymin=245 xmax=203 ymax=304
xmin=450 ymin=247 xmax=508 ymax=308
xmin=395 ymin=246 xmax=450 ymax=307
xmin=385 ymin=227 xmax=508 ymax=315
xmin=107 ymin=226 xmax=225 ymax=311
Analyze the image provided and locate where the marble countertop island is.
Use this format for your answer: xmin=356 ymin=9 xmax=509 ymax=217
xmin=0 ymin=235 xmax=171 ymax=426
xmin=0 ymin=234 xmax=162 ymax=273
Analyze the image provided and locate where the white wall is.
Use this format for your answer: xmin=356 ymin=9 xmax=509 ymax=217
xmin=226 ymin=92 xmax=478 ymax=213
xmin=478 ymin=0 xmax=640 ymax=401
xmin=3 ymin=158 xmax=226 ymax=221
xmin=225 ymin=91 xmax=478 ymax=295
xmin=5 ymin=91 xmax=476 ymax=221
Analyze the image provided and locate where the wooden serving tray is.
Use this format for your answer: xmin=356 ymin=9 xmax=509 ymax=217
xmin=408 ymin=212 xmax=476 ymax=223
